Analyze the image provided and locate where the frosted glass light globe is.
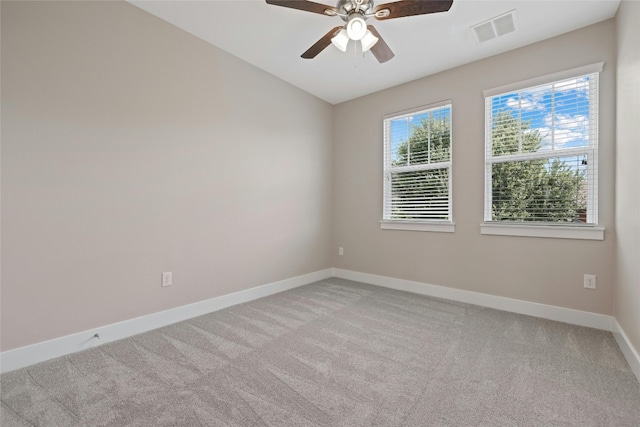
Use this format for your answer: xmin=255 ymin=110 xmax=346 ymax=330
xmin=346 ymin=16 xmax=367 ymax=41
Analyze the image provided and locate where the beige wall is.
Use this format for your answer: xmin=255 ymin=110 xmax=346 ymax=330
xmin=615 ymin=1 xmax=640 ymax=353
xmin=333 ymin=20 xmax=617 ymax=315
xmin=1 ymin=1 xmax=333 ymax=351
xmin=1 ymin=1 xmax=631 ymax=355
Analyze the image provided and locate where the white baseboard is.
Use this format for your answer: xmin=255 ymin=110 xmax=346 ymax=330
xmin=612 ymin=319 xmax=640 ymax=383
xmin=0 ymin=268 xmax=333 ymax=374
xmin=332 ymin=268 xmax=615 ymax=332
xmin=334 ymin=268 xmax=640 ymax=383
xmin=4 ymin=267 xmax=636 ymax=384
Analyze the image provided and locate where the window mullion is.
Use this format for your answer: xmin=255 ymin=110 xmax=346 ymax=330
xmin=551 ymin=83 xmax=556 ymax=151
xmin=383 ymin=102 xmax=452 ymax=223
xmin=489 ymin=147 xmax=590 ymax=164
xmin=484 ymin=71 xmax=599 ymax=226
xmin=390 ymin=161 xmax=451 ymax=174
xmin=518 ymin=93 xmax=523 ymax=153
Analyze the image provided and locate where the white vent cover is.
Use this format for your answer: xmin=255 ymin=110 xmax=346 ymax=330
xmin=471 ymin=10 xmax=518 ymax=43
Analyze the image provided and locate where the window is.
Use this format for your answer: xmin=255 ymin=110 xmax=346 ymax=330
xmin=382 ymin=101 xmax=453 ymax=232
xmin=483 ymin=63 xmax=603 ymax=240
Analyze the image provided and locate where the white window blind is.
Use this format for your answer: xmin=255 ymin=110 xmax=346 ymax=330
xmin=484 ymin=67 xmax=599 ymax=225
xmin=383 ymin=101 xmax=452 ymax=222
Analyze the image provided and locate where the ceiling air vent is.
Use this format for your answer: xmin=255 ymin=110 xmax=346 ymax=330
xmin=471 ymin=10 xmax=518 ymax=44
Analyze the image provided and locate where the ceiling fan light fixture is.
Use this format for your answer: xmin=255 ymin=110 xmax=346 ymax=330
xmin=361 ymin=29 xmax=379 ymax=52
xmin=346 ymin=15 xmax=367 ymax=40
xmin=267 ymin=0 xmax=457 ymax=62
xmin=331 ymin=28 xmax=350 ymax=52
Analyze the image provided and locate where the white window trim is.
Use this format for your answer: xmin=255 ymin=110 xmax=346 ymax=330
xmin=480 ymin=223 xmax=604 ymax=240
xmin=482 ymin=62 xmax=604 ymax=98
xmin=382 ymin=100 xmax=454 ymax=230
xmin=381 ymin=220 xmax=455 ymax=233
xmin=482 ymin=63 xmax=604 ymax=239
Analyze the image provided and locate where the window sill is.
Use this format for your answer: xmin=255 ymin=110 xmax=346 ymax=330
xmin=480 ymin=223 xmax=604 ymax=240
xmin=380 ymin=220 xmax=455 ymax=233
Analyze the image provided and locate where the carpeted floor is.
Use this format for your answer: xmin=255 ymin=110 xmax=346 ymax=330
xmin=1 ymin=278 xmax=639 ymax=426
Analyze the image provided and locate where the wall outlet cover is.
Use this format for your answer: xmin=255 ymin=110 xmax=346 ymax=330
xmin=162 ymin=272 xmax=172 ymax=287
xmin=583 ymin=274 xmax=596 ymax=289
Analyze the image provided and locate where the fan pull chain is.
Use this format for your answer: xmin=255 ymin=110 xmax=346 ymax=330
xmin=353 ymin=40 xmax=356 ymax=67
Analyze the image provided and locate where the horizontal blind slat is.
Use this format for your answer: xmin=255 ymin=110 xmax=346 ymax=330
xmin=383 ymin=102 xmax=452 ymax=222
xmin=484 ymin=69 xmax=598 ymax=224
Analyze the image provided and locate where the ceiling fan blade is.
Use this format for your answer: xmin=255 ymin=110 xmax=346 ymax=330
xmin=266 ymin=0 xmax=337 ymax=16
xmin=373 ymin=0 xmax=453 ymax=20
xmin=367 ymin=26 xmax=395 ymax=63
xmin=301 ymin=26 xmax=343 ymax=59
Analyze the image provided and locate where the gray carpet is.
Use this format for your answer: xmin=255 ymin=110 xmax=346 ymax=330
xmin=1 ymin=278 xmax=639 ymax=426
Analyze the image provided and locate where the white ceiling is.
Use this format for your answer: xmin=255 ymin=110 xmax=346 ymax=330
xmin=129 ymin=0 xmax=620 ymax=105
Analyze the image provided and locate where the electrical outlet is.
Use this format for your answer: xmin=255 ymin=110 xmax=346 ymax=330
xmin=338 ymin=247 xmax=344 ymax=256
xmin=162 ymin=272 xmax=172 ymax=287
xmin=583 ymin=274 xmax=596 ymax=290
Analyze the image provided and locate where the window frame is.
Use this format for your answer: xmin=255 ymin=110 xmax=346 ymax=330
xmin=482 ymin=62 xmax=604 ymax=240
xmin=381 ymin=100 xmax=454 ymax=233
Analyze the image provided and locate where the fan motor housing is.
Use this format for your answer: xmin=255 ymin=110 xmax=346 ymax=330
xmin=337 ymin=0 xmax=374 ymax=20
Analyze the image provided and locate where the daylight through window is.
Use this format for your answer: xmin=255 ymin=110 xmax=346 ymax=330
xmin=383 ymin=101 xmax=452 ymax=223
xmin=484 ymin=67 xmax=600 ymax=225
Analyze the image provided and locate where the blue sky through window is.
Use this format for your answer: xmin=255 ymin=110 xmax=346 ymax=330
xmin=389 ymin=106 xmax=451 ymax=166
xmin=491 ymin=75 xmax=592 ymax=152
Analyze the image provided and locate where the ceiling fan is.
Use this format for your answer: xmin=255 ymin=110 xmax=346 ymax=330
xmin=265 ymin=0 xmax=454 ymax=63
